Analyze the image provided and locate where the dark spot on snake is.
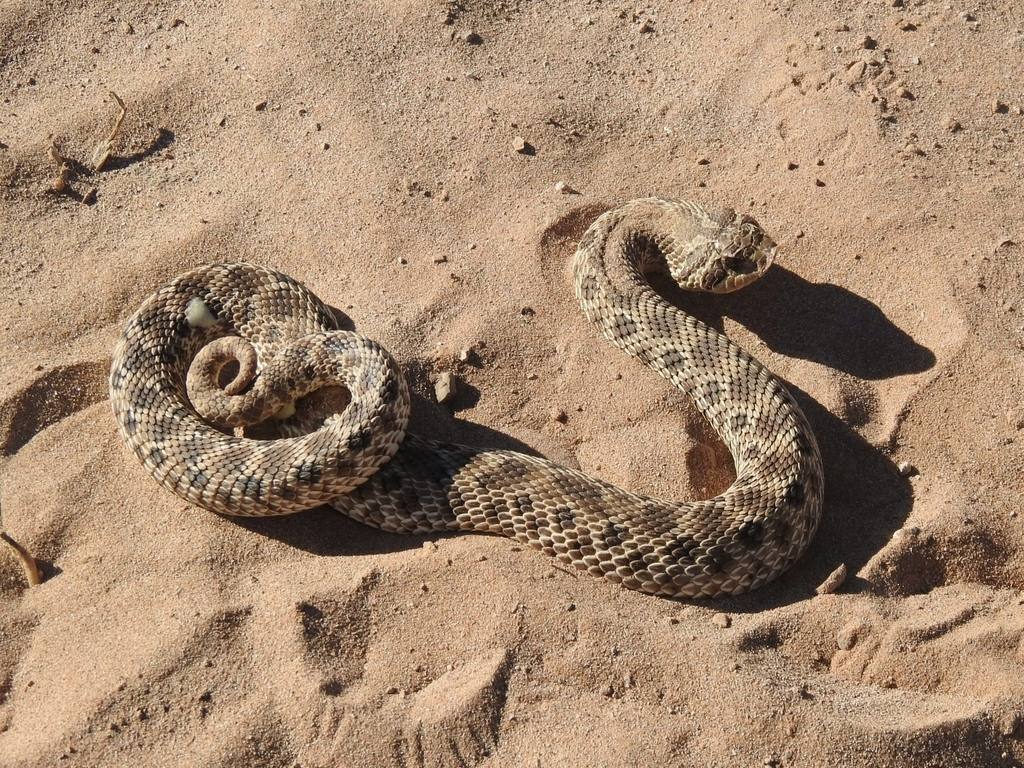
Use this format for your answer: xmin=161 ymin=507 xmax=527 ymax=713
xmin=515 ymin=495 xmax=534 ymax=517
xmin=743 ymin=443 xmax=761 ymax=461
xmin=600 ymin=522 xmax=630 ymax=549
xmin=733 ymin=519 xmax=765 ymax=549
xmin=579 ymin=273 xmax=599 ymax=302
xmin=347 ymin=427 xmax=372 ymax=452
xmin=472 ymin=461 xmax=528 ymax=491
xmin=123 ymin=410 xmax=139 ymax=436
xmin=657 ymin=349 xmax=682 ymax=369
xmin=658 ymin=533 xmax=700 ymax=566
xmin=702 ymin=379 xmax=722 ymax=402
xmin=556 ymin=505 xmax=576 ymax=526
xmin=626 ymin=550 xmax=650 ymax=573
xmin=144 ymin=445 xmax=168 ymax=467
xmin=382 ymin=373 xmax=402 ymax=405
xmin=297 ymin=462 xmax=323 ymax=485
xmin=794 ymin=431 xmax=815 ymax=457
xmin=244 ymin=474 xmax=262 ymax=499
xmin=730 ymin=413 xmax=749 ymax=432
xmin=783 ymin=480 xmax=805 ymax=507
xmin=184 ymin=466 xmax=210 ymax=489
xmin=613 ymin=314 xmax=638 ymax=339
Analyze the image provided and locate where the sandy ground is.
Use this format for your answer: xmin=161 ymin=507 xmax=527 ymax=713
xmin=1 ymin=1 xmax=1023 ymax=766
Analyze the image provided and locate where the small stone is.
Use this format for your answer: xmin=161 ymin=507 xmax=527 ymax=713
xmin=832 ymin=22 xmax=849 ymax=32
xmin=998 ymin=711 xmax=1022 ymax=737
xmin=254 ymin=100 xmax=268 ymax=111
xmin=434 ymin=372 xmax=456 ymax=404
xmin=521 ymin=306 xmax=535 ymax=317
xmin=82 ymin=187 xmax=98 ymax=205
xmin=902 ymin=143 xmax=924 ymax=157
xmin=599 ymin=683 xmax=613 ymax=697
xmin=554 ymin=180 xmax=578 ymax=194
xmin=526 ymin=372 xmax=538 ymax=380
xmin=845 ymin=60 xmax=866 ymax=84
xmin=712 ymin=614 xmax=731 ymax=629
xmin=637 ymin=19 xmax=654 ymax=34
xmin=815 ymin=563 xmax=847 ymax=595
xmin=550 ymin=407 xmax=568 ymax=424
xmin=814 ymin=178 xmax=826 ymax=187
xmin=912 ymin=56 xmax=921 ymax=65
xmin=837 ymin=619 xmax=866 ymax=651
xmin=322 ymin=142 xmax=330 ymax=150
xmin=386 ymin=686 xmax=399 ymax=695
xmin=512 ymin=136 xmax=532 ymax=153
xmin=396 ymin=256 xmax=407 ymax=265
xmin=896 ymin=86 xmax=912 ymax=99
xmin=565 ymin=602 xmax=576 ymax=612
xmin=213 ymin=113 xmax=227 ymax=127
xmin=460 ymin=29 xmax=482 ymax=44
xmin=860 ymin=35 xmax=877 ymax=49
xmin=666 ymin=616 xmax=679 ymax=625
xmin=696 ymin=157 xmax=710 ymax=165
xmin=992 ymin=99 xmax=1009 ymax=114
xmin=898 ymin=461 xmax=917 ymax=476
xmin=787 ymin=161 xmax=799 ymax=170
xmin=946 ymin=118 xmax=962 ymax=132
xmin=120 ymin=21 xmax=134 ymax=34
xmin=432 ymin=253 xmax=448 ymax=264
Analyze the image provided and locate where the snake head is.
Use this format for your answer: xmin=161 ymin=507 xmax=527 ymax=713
xmin=703 ymin=212 xmax=778 ymax=294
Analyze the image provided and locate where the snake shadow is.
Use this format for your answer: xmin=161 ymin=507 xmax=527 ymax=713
xmin=651 ymin=266 xmax=935 ymax=380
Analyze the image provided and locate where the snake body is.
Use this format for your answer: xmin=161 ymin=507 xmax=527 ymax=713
xmin=110 ymin=199 xmax=824 ymax=598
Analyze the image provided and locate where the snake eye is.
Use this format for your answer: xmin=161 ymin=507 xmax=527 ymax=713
xmin=724 ymin=255 xmax=755 ymax=274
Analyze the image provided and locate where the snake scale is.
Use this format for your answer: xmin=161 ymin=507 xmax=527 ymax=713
xmin=109 ymin=198 xmax=824 ymax=598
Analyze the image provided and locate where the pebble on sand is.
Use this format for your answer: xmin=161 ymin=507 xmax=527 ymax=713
xmin=512 ymin=136 xmax=533 ymax=153
xmin=815 ymin=563 xmax=847 ymax=595
xmin=435 ymin=372 xmax=456 ymax=403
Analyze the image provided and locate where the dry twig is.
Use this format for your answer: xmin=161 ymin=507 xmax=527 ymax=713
xmin=91 ymin=91 xmax=127 ymax=171
xmin=47 ymin=142 xmax=71 ymax=192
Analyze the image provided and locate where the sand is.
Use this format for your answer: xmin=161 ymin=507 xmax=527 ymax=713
xmin=1 ymin=1 xmax=1023 ymax=766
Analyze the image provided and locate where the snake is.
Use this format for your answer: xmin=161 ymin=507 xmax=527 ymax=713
xmin=109 ymin=198 xmax=824 ymax=598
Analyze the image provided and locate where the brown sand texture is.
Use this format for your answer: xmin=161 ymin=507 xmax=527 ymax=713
xmin=2 ymin=2 xmax=1024 ymax=766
